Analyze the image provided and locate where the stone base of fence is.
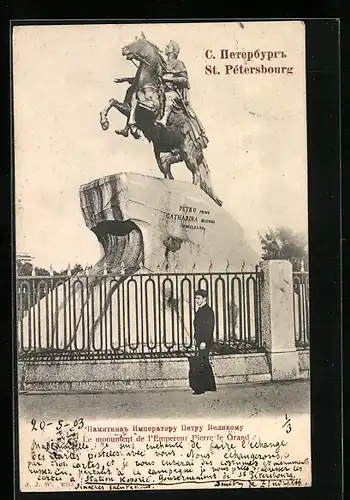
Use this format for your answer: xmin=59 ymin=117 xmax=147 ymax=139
xmin=18 ymin=351 xmax=307 ymax=394
xmin=298 ymin=349 xmax=310 ymax=379
xmin=17 ymin=259 xmax=310 ymax=393
xmin=260 ymin=260 xmax=300 ymax=381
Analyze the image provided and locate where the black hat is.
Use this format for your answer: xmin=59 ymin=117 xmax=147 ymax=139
xmin=195 ymin=289 xmax=208 ymax=298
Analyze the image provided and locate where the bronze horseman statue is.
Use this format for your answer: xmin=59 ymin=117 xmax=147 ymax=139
xmin=100 ymin=33 xmax=222 ymax=206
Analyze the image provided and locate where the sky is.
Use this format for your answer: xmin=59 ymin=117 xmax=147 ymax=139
xmin=13 ymin=21 xmax=308 ymax=270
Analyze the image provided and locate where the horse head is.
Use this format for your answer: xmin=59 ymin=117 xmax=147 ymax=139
xmin=121 ymin=34 xmax=167 ymax=74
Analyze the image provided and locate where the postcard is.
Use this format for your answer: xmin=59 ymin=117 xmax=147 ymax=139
xmin=14 ymin=20 xmax=311 ymax=491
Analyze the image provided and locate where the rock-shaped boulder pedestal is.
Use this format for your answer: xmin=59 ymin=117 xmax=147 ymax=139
xmin=20 ymin=174 xmax=260 ymax=353
xmin=80 ymin=173 xmax=259 ymax=273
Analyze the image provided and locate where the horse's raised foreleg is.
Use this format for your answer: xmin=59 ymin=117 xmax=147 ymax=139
xmin=99 ymin=98 xmax=130 ymax=133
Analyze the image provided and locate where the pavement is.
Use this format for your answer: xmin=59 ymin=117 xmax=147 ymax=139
xmin=18 ymin=380 xmax=310 ymax=421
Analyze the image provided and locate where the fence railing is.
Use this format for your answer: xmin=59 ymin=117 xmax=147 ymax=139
xmin=293 ymin=272 xmax=310 ymax=349
xmin=16 ymin=270 xmax=263 ymax=360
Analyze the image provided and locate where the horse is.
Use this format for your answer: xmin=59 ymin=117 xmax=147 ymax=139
xmin=99 ymin=33 xmax=223 ymax=207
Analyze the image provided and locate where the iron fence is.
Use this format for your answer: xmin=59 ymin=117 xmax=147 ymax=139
xmin=293 ymin=272 xmax=310 ymax=349
xmin=16 ymin=270 xmax=263 ymax=360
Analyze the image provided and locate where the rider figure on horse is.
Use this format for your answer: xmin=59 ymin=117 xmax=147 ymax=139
xmin=113 ymin=38 xmax=208 ymax=148
xmin=154 ymin=40 xmax=188 ymax=128
xmin=157 ymin=40 xmax=208 ymax=148
xmin=101 ymin=34 xmax=221 ymax=206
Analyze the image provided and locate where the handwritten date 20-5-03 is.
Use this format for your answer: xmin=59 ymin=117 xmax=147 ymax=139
xmin=30 ymin=418 xmax=84 ymax=432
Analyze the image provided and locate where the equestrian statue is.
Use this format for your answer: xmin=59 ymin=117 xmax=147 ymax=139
xmin=99 ymin=33 xmax=222 ymax=206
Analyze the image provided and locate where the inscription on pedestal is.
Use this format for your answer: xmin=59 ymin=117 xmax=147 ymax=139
xmin=165 ymin=204 xmax=216 ymax=231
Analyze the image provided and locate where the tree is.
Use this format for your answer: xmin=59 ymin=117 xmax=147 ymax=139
xmin=59 ymin=263 xmax=84 ymax=275
xmin=16 ymin=258 xmax=51 ymax=276
xmin=16 ymin=259 xmax=84 ymax=277
xmin=258 ymin=227 xmax=308 ymax=271
xmin=16 ymin=259 xmax=85 ymax=316
xmin=16 ymin=260 xmax=34 ymax=276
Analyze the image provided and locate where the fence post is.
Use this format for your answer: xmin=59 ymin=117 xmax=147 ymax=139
xmin=260 ymin=260 xmax=299 ymax=380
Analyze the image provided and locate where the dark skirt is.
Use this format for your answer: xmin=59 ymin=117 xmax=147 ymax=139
xmin=188 ymin=351 xmax=217 ymax=393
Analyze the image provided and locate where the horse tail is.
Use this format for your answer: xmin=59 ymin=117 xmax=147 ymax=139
xmin=197 ymin=157 xmax=223 ymax=207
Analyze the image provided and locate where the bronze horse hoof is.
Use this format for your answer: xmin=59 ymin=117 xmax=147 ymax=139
xmin=100 ymin=113 xmax=110 ymax=131
xmin=129 ymin=125 xmax=141 ymax=139
xmin=130 ymin=130 xmax=141 ymax=139
xmin=115 ymin=128 xmax=129 ymax=137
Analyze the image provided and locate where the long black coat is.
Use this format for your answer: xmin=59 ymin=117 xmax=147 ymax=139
xmin=190 ymin=303 xmax=216 ymax=393
xmin=193 ymin=303 xmax=215 ymax=348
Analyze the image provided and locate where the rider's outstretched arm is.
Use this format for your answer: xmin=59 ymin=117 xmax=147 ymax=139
xmin=114 ymin=77 xmax=135 ymax=84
